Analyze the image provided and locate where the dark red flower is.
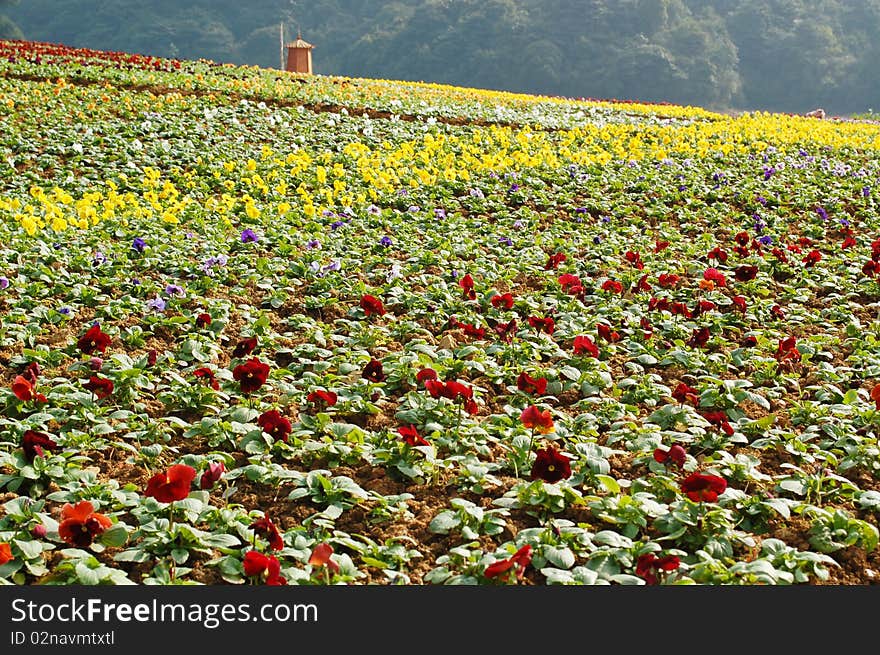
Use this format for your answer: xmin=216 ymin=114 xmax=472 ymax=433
xmin=362 ymin=358 xmax=386 ymax=382
xmin=232 ymin=358 xmax=270 ymax=393
xmin=491 ymin=292 xmax=514 ymax=309
xmin=734 ymin=265 xmax=758 ymax=281
xmin=458 ymin=274 xmax=476 ymax=300
xmin=658 ymin=273 xmax=680 ymax=288
xmin=200 ymin=461 xmax=225 ymax=490
xmin=0 ymin=542 xmax=12 ymax=565
xmin=528 ymin=315 xmax=555 ymax=335
xmin=416 ymin=368 xmax=438 ymax=385
xmin=601 ymin=279 xmax=623 ymax=294
xmin=243 ymin=550 xmax=287 ymax=585
xmin=701 ymin=410 xmax=734 ymax=436
xmin=803 ymin=249 xmax=822 ymax=267
xmin=493 ymin=318 xmax=518 ymax=343
xmin=625 ymin=250 xmax=644 ymax=269
xmin=635 ymin=274 xmax=652 ymax=292
xmin=195 ymin=312 xmax=212 ymax=328
xmin=232 ymin=336 xmax=258 ymax=358
xmin=680 ymin=472 xmax=727 ymax=502
xmin=250 ymin=515 xmax=284 ymax=551
xmin=654 ymin=239 xmax=670 ymax=253
xmin=193 ymin=367 xmax=220 ymax=390
xmin=596 ymin=323 xmax=620 ymax=343
xmin=146 ymin=349 xmax=158 ymax=366
xmin=636 ymin=553 xmax=680 ymax=585
xmin=57 ymin=501 xmax=112 ymax=548
xmin=459 ymin=321 xmax=486 ymax=339
xmin=545 ymin=252 xmax=567 ymax=270
xmin=22 ymin=430 xmax=59 ymax=461
xmin=687 ymin=327 xmax=711 ymax=349
xmin=672 ymin=382 xmax=698 ymax=405
xmin=360 ymin=294 xmax=386 ymax=316
xmin=83 ymin=375 xmax=113 ymax=399
xmin=653 ymin=443 xmax=687 ymax=469
xmin=771 ymin=304 xmax=786 ymax=319
xmin=77 ymin=324 xmax=111 ymax=355
xmin=398 ymin=424 xmax=429 ymax=446
xmin=307 ymin=389 xmax=338 ymax=407
xmin=731 ymin=295 xmax=748 ymax=313
xmin=734 ymin=231 xmax=750 ymax=247
xmin=530 ymin=445 xmax=571 ymax=482
xmin=870 ymin=384 xmax=880 ymax=411
xmin=257 ymin=409 xmax=292 ymax=442
xmin=707 ymin=247 xmax=728 ymax=264
xmin=21 ymin=361 xmax=41 ymax=384
xmin=308 ymin=543 xmax=339 ymax=574
xmin=145 ymin=464 xmax=197 ymax=503
xmin=517 ymin=371 xmax=548 ymax=395
xmin=484 ymin=544 xmax=532 ymax=580
xmin=520 ymin=405 xmax=554 ymax=434
xmin=558 ymin=273 xmax=583 ymax=295
xmin=12 ymin=375 xmax=46 ymax=402
xmin=573 ymin=335 xmax=599 ymax=357
xmin=842 ymin=236 xmax=857 ymax=249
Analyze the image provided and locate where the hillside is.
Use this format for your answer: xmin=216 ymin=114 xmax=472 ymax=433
xmin=0 ymin=39 xmax=879 ymax=587
xmin=4 ymin=0 xmax=880 ymax=115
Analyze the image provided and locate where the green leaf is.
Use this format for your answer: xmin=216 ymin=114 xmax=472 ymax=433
xmin=13 ymin=538 xmax=44 ymax=560
xmin=75 ymin=562 xmax=103 ymax=585
xmin=429 ymin=511 xmax=459 ymax=534
xmin=595 ymin=474 xmax=620 ymax=494
xmin=543 ymin=546 xmax=575 ymax=569
xmin=98 ymin=524 xmax=129 ymax=548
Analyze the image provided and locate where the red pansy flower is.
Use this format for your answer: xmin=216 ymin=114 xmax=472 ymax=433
xmin=734 ymin=265 xmax=758 ymax=281
xmin=654 ymin=239 xmax=670 ymax=253
xmin=731 ymin=295 xmax=748 ymax=313
xmin=145 ymin=464 xmax=197 ymax=503
xmin=870 ymin=384 xmax=880 ymax=410
xmin=653 ymin=443 xmax=687 ymax=469
xmin=734 ymin=231 xmax=750 ymax=246
xmin=842 ymin=236 xmax=857 ymax=249
xmin=517 ymin=371 xmax=548 ymax=396
xmin=398 ymin=424 xmax=429 ymax=446
xmin=250 ymin=515 xmax=284 ymax=551
xmin=146 ymin=349 xmax=158 ymax=366
xmin=307 ymin=389 xmax=338 ymax=407
xmin=493 ymin=318 xmax=518 ymax=343
xmin=545 ymin=252 xmax=567 ymax=270
xmin=680 ymin=472 xmax=727 ymax=502
xmin=491 ymin=292 xmax=514 ymax=309
xmin=803 ymin=249 xmax=822 ymax=267
xmin=195 ymin=312 xmax=212 ymax=328
xmin=233 ymin=358 xmax=270 ymax=393
xmin=672 ymin=382 xmax=698 ymax=405
xmin=636 ymin=553 xmax=680 ymax=585
xmin=257 ymin=409 xmax=292 ymax=442
xmin=771 ymin=304 xmax=786 ymax=319
xmin=707 ymin=247 xmax=728 ymax=264
xmin=573 ymin=335 xmax=599 ymax=357
xmin=703 ymin=267 xmax=726 ymax=286
xmin=308 ymin=543 xmax=339 ymax=574
xmin=601 ymin=279 xmax=623 ymax=294
xmin=83 ymin=375 xmax=113 ymax=399
xmin=416 ymin=368 xmax=438 ymax=385
xmin=701 ymin=410 xmax=734 ymax=436
xmin=0 ymin=542 xmax=12 ymax=565
xmin=58 ymin=501 xmax=113 ymax=548
xmin=458 ymin=274 xmax=476 ymax=300
xmin=658 ymin=273 xmax=680 ymax=288
xmin=635 ymin=274 xmax=652 ymax=292
xmin=362 ymin=358 xmax=386 ymax=382
xmin=687 ymin=327 xmax=711 ymax=348
xmin=360 ymin=294 xmax=386 ymax=316
xmin=193 ymin=367 xmax=220 ymax=390
xmin=243 ymin=551 xmax=287 ymax=585
xmin=21 ymin=430 xmax=59 ymax=461
xmin=557 ymin=273 xmax=584 ymax=296
xmin=232 ymin=336 xmax=258 ymax=358
xmin=520 ymin=405 xmax=555 ymax=434
xmin=12 ymin=375 xmax=46 ymax=402
xmin=484 ymin=544 xmax=532 ymax=580
xmin=741 ymin=335 xmax=758 ymax=347
xmin=77 ymin=324 xmax=111 ymax=355
xmin=530 ymin=445 xmax=571 ymax=483
xmin=200 ymin=461 xmax=225 ymax=490
xmin=625 ymin=250 xmax=644 ymax=269
xmin=596 ymin=323 xmax=620 ymax=342
xmin=528 ymin=315 xmax=555 ymax=335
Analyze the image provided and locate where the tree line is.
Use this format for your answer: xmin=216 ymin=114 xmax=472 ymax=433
xmin=3 ymin=0 xmax=879 ymax=115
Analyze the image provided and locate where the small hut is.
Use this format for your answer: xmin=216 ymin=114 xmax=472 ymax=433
xmin=285 ymin=31 xmax=314 ymax=74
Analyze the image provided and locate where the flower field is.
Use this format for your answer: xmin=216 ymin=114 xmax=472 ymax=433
xmin=1 ymin=39 xmax=879 ymax=586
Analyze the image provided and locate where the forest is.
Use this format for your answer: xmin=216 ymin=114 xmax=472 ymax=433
xmin=2 ymin=0 xmax=879 ymax=116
